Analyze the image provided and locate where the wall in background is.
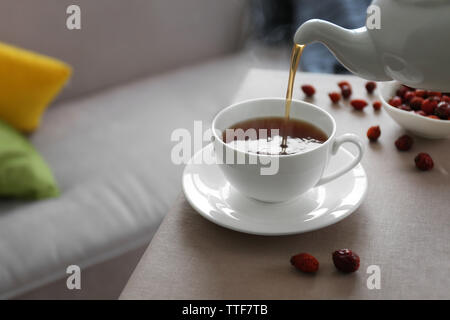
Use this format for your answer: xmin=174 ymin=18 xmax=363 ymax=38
xmin=0 ymin=0 xmax=247 ymax=101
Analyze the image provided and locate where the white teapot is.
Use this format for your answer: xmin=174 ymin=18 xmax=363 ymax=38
xmin=294 ymin=0 xmax=450 ymax=91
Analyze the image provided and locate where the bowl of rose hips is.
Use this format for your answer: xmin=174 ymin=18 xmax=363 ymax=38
xmin=379 ymin=81 xmax=450 ymax=139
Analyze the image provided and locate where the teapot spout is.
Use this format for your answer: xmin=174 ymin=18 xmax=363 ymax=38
xmin=294 ymin=19 xmax=391 ymax=81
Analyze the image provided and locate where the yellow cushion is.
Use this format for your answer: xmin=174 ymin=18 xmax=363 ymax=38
xmin=0 ymin=42 xmax=72 ymax=132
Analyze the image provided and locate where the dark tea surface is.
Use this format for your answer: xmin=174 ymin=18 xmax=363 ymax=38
xmin=223 ymin=117 xmax=328 ymax=155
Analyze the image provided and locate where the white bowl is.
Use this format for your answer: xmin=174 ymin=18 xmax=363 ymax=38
xmin=379 ymin=81 xmax=450 ymax=139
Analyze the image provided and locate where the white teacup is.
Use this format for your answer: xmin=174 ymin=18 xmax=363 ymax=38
xmin=212 ymin=98 xmax=364 ymax=202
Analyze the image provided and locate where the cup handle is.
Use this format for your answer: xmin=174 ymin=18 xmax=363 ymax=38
xmin=315 ymin=133 xmax=364 ymax=186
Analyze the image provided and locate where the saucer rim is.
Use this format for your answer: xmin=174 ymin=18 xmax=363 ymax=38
xmin=182 ymin=143 xmax=368 ymax=236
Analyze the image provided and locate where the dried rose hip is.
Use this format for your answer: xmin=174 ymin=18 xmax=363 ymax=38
xmin=395 ymin=135 xmax=413 ymax=151
xmin=441 ymin=95 xmax=450 ymax=103
xmin=373 ymin=101 xmax=382 ymax=111
xmin=332 ymin=249 xmax=360 ymax=273
xmin=365 ymin=81 xmax=376 ymax=94
xmin=341 ymin=85 xmax=352 ymax=99
xmin=421 ymin=98 xmax=438 ymax=114
xmin=388 ymin=85 xmax=450 ymax=115
xmin=301 ymin=84 xmax=316 ymax=97
xmin=351 ymin=99 xmax=368 ymax=110
xmin=435 ymin=101 xmax=450 ymax=119
xmin=427 ymin=91 xmax=442 ymax=98
xmin=389 ymin=96 xmax=402 ymax=107
xmin=415 ymin=110 xmax=427 ymax=116
xmin=431 ymin=96 xmax=442 ymax=104
xmin=367 ymin=125 xmax=381 ymax=142
xmin=290 ymin=253 xmax=319 ymax=273
xmin=409 ymin=97 xmax=424 ymax=110
xmin=396 ymin=85 xmax=409 ymax=98
xmin=403 ymin=91 xmax=415 ymax=102
xmin=338 ymin=81 xmax=351 ymax=89
xmin=398 ymin=104 xmax=412 ymax=111
xmin=328 ymin=92 xmax=341 ymax=103
xmin=415 ymin=153 xmax=434 ymax=171
xmin=415 ymin=89 xmax=426 ymax=98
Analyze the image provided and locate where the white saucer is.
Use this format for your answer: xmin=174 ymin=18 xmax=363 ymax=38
xmin=182 ymin=144 xmax=367 ymax=236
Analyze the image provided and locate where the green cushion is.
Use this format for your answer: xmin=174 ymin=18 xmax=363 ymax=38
xmin=0 ymin=120 xmax=59 ymax=199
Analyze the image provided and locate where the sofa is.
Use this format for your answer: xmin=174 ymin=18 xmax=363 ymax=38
xmin=0 ymin=0 xmax=277 ymax=299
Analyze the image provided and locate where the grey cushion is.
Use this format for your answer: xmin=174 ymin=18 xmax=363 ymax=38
xmin=0 ymin=51 xmax=276 ymax=298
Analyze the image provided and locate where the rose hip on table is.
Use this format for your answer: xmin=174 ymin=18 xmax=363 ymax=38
xmin=341 ymin=85 xmax=352 ymax=99
xmin=367 ymin=125 xmax=381 ymax=142
xmin=373 ymin=101 xmax=382 ymax=111
xmin=365 ymin=81 xmax=377 ymax=94
xmin=290 ymin=253 xmax=319 ymax=273
xmin=395 ymin=135 xmax=413 ymax=151
xmin=301 ymin=84 xmax=316 ymax=97
xmin=338 ymin=81 xmax=350 ymax=89
xmin=415 ymin=152 xmax=434 ymax=171
xmin=338 ymin=81 xmax=352 ymax=99
xmin=332 ymin=249 xmax=360 ymax=273
xmin=388 ymin=85 xmax=450 ymax=120
xmin=328 ymin=92 xmax=341 ymax=103
xmin=351 ymin=99 xmax=368 ymax=111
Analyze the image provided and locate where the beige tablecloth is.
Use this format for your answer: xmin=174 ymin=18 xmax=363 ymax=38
xmin=121 ymin=70 xmax=450 ymax=299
